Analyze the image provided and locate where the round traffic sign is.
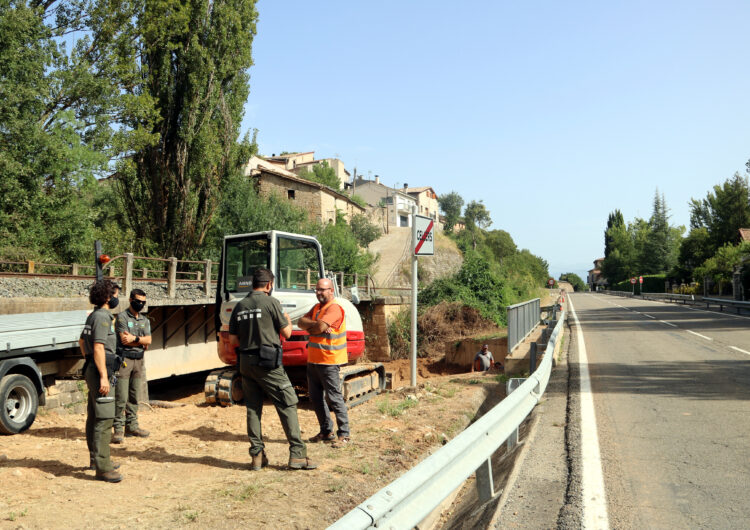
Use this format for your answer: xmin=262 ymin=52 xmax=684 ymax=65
xmin=639 ymin=276 xmax=643 ymax=284
xmin=547 ymin=278 xmax=554 ymax=286
xmin=630 ymin=278 xmax=636 ymax=284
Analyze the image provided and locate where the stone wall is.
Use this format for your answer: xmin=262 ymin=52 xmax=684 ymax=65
xmin=446 ymin=337 xmax=508 ymax=369
xmin=41 ymin=380 xmax=87 ymax=415
xmin=358 ymin=297 xmax=409 ymax=361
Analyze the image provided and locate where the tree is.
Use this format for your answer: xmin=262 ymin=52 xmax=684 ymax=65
xmin=641 ymin=191 xmax=682 ymax=274
xmin=601 ymin=222 xmax=635 ymax=284
xmin=297 ymin=161 xmax=340 ymax=190
xmin=559 ymin=273 xmax=586 ymax=291
xmin=116 ymin=0 xmax=260 ymax=259
xmin=0 ymin=0 xmax=147 ymax=262
xmin=673 ymin=227 xmax=712 ymax=282
xmin=438 ymin=191 xmax=463 ymax=233
xmin=484 ymin=229 xmax=517 ymax=262
xmin=464 ymin=200 xmax=492 ymax=250
xmin=604 ymin=210 xmax=625 ymax=258
xmin=690 ymin=173 xmax=750 ymax=252
xmin=349 ymin=214 xmax=381 ymax=249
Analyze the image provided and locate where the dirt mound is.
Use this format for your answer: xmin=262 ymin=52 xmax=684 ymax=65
xmin=418 ymin=301 xmax=499 ymax=354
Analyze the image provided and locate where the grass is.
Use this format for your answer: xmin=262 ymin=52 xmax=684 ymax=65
xmin=377 ymin=397 xmax=418 ymax=417
xmin=7 ymin=509 xmax=28 ymax=521
xmin=175 ymin=504 xmax=198 ymax=523
xmin=467 ymin=379 xmax=481 ymax=385
xmin=494 ymin=373 xmax=509 ymax=384
xmin=475 ymin=330 xmax=508 ymax=341
xmin=325 ymin=480 xmax=347 ymax=493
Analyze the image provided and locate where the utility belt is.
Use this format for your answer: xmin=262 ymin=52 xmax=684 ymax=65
xmin=84 ymin=352 xmax=123 ymax=380
xmin=239 ymin=344 xmax=283 ymax=370
xmin=120 ymin=349 xmax=145 ymax=360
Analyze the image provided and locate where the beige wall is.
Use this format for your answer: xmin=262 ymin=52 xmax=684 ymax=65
xmin=258 ymin=173 xmax=362 ymax=224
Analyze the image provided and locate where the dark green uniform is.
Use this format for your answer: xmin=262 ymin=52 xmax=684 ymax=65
xmin=229 ymin=291 xmax=306 ymax=459
xmin=114 ymin=308 xmax=151 ymax=432
xmin=80 ymin=307 xmax=117 ymax=472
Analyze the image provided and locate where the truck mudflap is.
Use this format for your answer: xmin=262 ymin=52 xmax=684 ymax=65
xmin=339 ymin=362 xmax=386 ymax=408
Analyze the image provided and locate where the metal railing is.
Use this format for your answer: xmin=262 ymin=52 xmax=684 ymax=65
xmin=507 ymin=298 xmax=540 ymax=353
xmin=330 ymin=311 xmax=565 ymax=530
xmin=703 ymin=297 xmax=750 ymax=313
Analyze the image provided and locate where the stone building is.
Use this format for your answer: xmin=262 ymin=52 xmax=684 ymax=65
xmin=244 ymin=156 xmax=363 ymax=224
xmin=350 ymin=177 xmax=418 ymax=228
xmin=263 ymin=152 xmax=350 ymax=190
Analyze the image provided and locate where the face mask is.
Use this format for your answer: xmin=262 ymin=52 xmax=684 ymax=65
xmin=108 ymin=296 xmax=119 ymax=309
xmin=131 ymin=299 xmax=146 ymax=312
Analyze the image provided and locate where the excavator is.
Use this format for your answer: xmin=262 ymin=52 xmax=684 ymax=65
xmin=203 ymin=230 xmax=385 ymax=408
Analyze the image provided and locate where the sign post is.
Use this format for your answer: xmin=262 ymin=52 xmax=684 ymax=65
xmin=630 ymin=277 xmax=636 ymax=295
xmin=411 ymin=212 xmax=434 ymax=388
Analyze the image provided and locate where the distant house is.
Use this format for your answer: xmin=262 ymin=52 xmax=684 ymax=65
xmin=263 ymin=152 xmax=350 ymax=190
xmin=350 ymin=177 xmax=418 ymax=228
xmin=587 ymin=258 xmax=606 ymax=291
xmin=243 ymin=156 xmax=363 ymax=224
xmin=404 ymin=186 xmax=439 ymax=222
xmin=740 ymin=228 xmax=750 ymax=242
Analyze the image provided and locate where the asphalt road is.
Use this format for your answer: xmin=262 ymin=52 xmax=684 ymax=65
xmin=570 ymin=293 xmax=750 ymax=529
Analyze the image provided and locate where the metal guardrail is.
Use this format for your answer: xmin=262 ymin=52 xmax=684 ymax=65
xmin=330 ymin=311 xmax=566 ymax=530
xmin=703 ymin=297 xmax=750 ymax=313
xmin=506 ymin=298 xmax=540 ymax=353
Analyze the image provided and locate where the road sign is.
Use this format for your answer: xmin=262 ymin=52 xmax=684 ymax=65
xmin=547 ymin=278 xmax=555 ymax=287
xmin=630 ymin=278 xmax=636 ymax=284
xmin=414 ymin=215 xmax=434 ymax=256
xmin=639 ymin=276 xmax=643 ymax=284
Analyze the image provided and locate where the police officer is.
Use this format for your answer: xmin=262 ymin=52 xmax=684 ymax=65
xmin=112 ymin=288 xmax=151 ymax=443
xmin=78 ymin=279 xmax=123 ymax=483
xmin=228 ymin=268 xmax=316 ymax=471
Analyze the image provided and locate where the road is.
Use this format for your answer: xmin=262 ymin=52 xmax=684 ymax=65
xmin=570 ymin=293 xmax=750 ymax=529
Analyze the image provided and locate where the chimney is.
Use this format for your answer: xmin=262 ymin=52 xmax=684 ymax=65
xmin=375 ymin=175 xmax=380 ymax=185
xmin=403 ymin=183 xmax=408 ymax=189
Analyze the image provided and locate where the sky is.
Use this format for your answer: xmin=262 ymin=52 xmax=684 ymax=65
xmin=239 ymin=0 xmax=750 ymax=281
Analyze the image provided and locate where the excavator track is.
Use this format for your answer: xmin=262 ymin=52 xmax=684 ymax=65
xmin=204 ymin=362 xmax=386 ymax=408
xmin=203 ymin=368 xmax=225 ymax=405
xmin=216 ymin=369 xmax=243 ymax=407
xmin=340 ymin=362 xmax=386 ymax=408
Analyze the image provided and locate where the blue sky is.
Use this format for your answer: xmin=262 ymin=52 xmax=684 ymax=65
xmin=240 ymin=1 xmax=750 ymax=280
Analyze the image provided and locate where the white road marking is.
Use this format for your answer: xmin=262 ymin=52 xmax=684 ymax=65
xmin=643 ymin=314 xmax=655 ymax=319
xmin=569 ymin=297 xmax=610 ymax=529
xmin=687 ymin=330 xmax=713 ymax=341
xmin=659 ymin=320 xmax=678 ymax=327
xmin=730 ymin=346 xmax=750 ymax=356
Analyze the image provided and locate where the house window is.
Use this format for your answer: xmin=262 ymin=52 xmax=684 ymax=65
xmin=399 ymin=215 xmax=409 ymax=227
xmin=288 ymin=189 xmax=296 ymax=200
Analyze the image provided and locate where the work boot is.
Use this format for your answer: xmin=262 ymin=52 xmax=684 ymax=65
xmin=111 ymin=430 xmax=124 ymax=444
xmin=125 ymin=427 xmax=150 ymax=438
xmin=308 ymin=431 xmax=336 ymax=443
xmin=288 ymin=457 xmax=318 ymax=470
xmin=95 ymin=470 xmax=123 ymax=483
xmin=250 ymin=451 xmax=269 ymax=471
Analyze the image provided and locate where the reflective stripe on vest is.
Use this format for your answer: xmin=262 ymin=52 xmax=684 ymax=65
xmin=307 ymin=301 xmax=347 ymax=365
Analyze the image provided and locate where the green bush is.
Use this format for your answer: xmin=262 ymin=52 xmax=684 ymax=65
xmin=611 ymin=274 xmax=666 ymax=293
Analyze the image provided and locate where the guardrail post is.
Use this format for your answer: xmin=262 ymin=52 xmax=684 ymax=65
xmin=27 ymin=261 xmax=34 ymax=274
xmin=204 ymin=260 xmax=212 ymax=296
xmin=168 ymin=257 xmax=177 ymax=298
xmin=123 ymin=253 xmax=134 ymax=297
xmin=506 ymin=378 xmax=526 ymax=451
xmin=72 ymin=263 xmax=79 ymax=276
xmin=475 ymin=458 xmax=495 ymax=502
xmin=530 ymin=342 xmax=537 ymax=373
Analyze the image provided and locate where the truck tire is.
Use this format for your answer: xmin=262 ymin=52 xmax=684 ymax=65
xmin=0 ymin=374 xmax=39 ymax=435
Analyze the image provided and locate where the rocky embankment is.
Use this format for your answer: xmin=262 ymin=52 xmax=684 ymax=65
xmin=0 ymin=277 xmax=214 ymax=303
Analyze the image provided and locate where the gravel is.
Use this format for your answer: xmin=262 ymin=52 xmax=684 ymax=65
xmin=0 ymin=277 xmax=215 ymax=302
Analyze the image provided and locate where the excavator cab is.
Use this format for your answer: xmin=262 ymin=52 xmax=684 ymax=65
xmin=206 ymin=231 xmax=381 ymax=407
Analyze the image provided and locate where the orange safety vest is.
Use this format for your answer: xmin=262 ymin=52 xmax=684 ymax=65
xmin=307 ymin=301 xmax=347 ymax=365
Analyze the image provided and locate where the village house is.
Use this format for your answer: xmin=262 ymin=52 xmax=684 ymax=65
xmin=264 ymin=152 xmax=350 ymax=190
xmin=404 ymin=186 xmax=439 ymax=222
xmin=244 ymin=156 xmax=363 ymax=224
xmin=587 ymin=258 xmax=606 ymax=291
xmin=350 ymin=177 xmax=418 ymax=228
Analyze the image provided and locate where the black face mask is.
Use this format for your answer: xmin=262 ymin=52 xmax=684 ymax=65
xmin=131 ymin=299 xmax=146 ymax=312
xmin=108 ymin=296 xmax=119 ymax=309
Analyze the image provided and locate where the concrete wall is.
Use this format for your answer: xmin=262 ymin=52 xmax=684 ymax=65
xmin=445 ymin=337 xmax=508 ymax=369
